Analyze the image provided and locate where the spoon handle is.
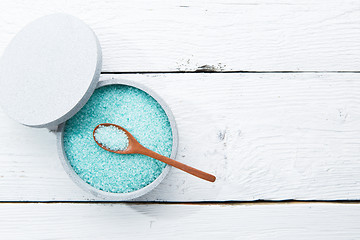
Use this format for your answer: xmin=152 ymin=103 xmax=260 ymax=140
xmin=137 ymin=147 xmax=216 ymax=182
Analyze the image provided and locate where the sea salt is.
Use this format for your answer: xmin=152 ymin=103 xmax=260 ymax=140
xmin=63 ymin=85 xmax=173 ymax=193
xmin=94 ymin=125 xmax=129 ymax=151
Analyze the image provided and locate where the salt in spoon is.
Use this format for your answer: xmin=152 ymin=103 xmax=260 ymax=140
xmin=93 ymin=123 xmax=216 ymax=182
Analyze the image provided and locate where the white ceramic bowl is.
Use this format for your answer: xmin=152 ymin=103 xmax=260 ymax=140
xmin=56 ymin=79 xmax=178 ymax=200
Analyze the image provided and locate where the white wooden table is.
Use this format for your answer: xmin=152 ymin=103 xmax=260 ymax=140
xmin=1 ymin=0 xmax=360 ymax=239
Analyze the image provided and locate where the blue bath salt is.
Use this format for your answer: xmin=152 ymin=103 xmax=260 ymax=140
xmin=63 ymin=85 xmax=173 ymax=193
xmin=94 ymin=125 xmax=129 ymax=151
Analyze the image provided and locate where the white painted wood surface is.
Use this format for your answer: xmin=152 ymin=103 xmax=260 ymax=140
xmin=0 ymin=0 xmax=359 ymax=72
xmin=1 ymin=1 xmax=360 ymax=238
xmin=0 ymin=203 xmax=359 ymax=239
xmin=1 ymin=73 xmax=360 ymax=201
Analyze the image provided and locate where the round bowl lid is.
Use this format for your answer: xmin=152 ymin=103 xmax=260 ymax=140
xmin=0 ymin=14 xmax=102 ymax=128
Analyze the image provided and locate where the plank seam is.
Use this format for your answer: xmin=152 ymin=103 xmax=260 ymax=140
xmin=101 ymin=71 xmax=360 ymax=74
xmin=0 ymin=200 xmax=359 ymax=205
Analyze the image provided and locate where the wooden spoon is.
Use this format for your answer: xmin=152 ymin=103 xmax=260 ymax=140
xmin=93 ymin=123 xmax=216 ymax=182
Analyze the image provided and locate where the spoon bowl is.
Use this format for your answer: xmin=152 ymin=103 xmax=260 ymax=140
xmin=93 ymin=123 xmax=216 ymax=182
xmin=93 ymin=123 xmax=141 ymax=154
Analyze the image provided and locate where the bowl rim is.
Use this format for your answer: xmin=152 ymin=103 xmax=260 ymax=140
xmin=56 ymin=78 xmax=178 ymax=200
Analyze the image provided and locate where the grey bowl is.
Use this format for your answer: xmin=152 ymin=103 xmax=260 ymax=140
xmin=56 ymin=79 xmax=178 ymax=200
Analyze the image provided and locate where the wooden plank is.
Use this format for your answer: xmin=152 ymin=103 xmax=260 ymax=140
xmin=1 ymin=73 xmax=360 ymax=201
xmin=0 ymin=0 xmax=359 ymax=72
xmin=0 ymin=203 xmax=359 ymax=239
